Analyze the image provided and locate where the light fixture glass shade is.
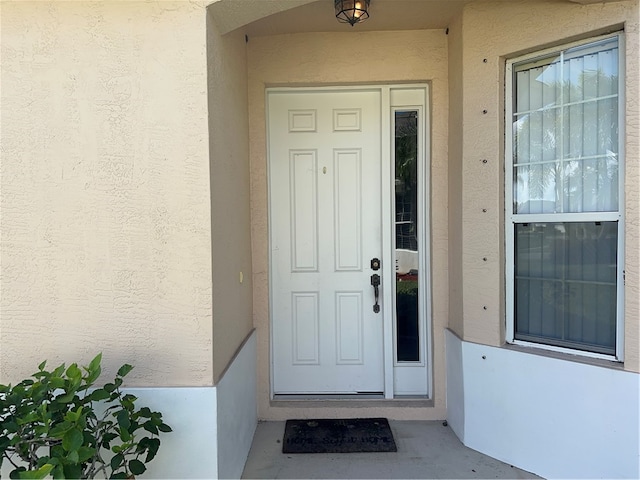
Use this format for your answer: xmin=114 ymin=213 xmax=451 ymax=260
xmin=335 ymin=0 xmax=370 ymax=26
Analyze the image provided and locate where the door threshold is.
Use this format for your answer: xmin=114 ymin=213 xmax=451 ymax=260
xmin=271 ymin=395 xmax=433 ymax=409
xmin=273 ymin=393 xmax=385 ymax=400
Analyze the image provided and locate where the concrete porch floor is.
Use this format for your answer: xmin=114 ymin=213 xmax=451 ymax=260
xmin=242 ymin=420 xmax=543 ymax=479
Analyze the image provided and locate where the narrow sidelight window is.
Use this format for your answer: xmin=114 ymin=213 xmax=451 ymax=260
xmin=395 ymin=110 xmax=420 ymax=362
xmin=506 ymin=34 xmax=624 ymax=358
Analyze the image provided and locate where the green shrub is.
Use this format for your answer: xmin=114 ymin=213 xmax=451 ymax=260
xmin=396 ymin=280 xmax=418 ymax=296
xmin=0 ymin=354 xmax=171 ymax=479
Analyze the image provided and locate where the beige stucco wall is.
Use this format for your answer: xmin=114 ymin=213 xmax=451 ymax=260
xmin=248 ymin=30 xmax=450 ymax=420
xmin=454 ymin=0 xmax=639 ymax=372
xmin=206 ymin=9 xmax=255 ymax=384
xmin=0 ymin=1 xmax=214 ymax=386
xmin=448 ymin=13 xmax=465 ymax=339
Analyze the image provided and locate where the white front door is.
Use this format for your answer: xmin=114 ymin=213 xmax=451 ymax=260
xmin=268 ymin=89 xmax=384 ymax=394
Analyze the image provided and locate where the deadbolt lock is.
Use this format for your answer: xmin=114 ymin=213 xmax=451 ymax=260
xmin=370 ymin=258 xmax=381 ymax=271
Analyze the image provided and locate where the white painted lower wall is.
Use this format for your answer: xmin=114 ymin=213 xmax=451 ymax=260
xmin=445 ymin=329 xmax=640 ymax=479
xmin=216 ymin=330 xmax=258 ymax=479
xmin=128 ymin=387 xmax=218 ymax=479
xmin=127 ymin=332 xmax=257 ymax=479
xmin=105 ymin=332 xmax=258 ymax=479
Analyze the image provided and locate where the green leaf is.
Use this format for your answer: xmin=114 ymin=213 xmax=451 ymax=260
xmin=110 ymin=473 xmax=127 ymax=479
xmin=158 ymin=422 xmax=172 ymax=433
xmin=49 ymin=422 xmax=73 ymax=439
xmin=38 ymin=360 xmax=47 ymax=371
xmin=88 ymin=353 xmax=102 ymax=373
xmin=49 ymin=377 xmax=65 ymax=389
xmin=65 ymin=364 xmax=82 ymax=381
xmin=101 ymin=432 xmax=117 ymax=448
xmin=103 ymin=383 xmax=116 ymax=393
xmin=17 ymin=412 xmax=39 ymax=424
xmin=64 ymin=407 xmax=82 ymax=423
xmin=4 ymin=421 xmax=19 ymax=433
xmin=135 ymin=436 xmax=150 ymax=453
xmin=77 ymin=446 xmax=96 ymax=463
xmin=116 ymin=410 xmax=131 ymax=431
xmin=56 ymin=391 xmax=77 ymax=404
xmin=62 ymin=463 xmax=81 ymax=479
xmin=144 ymin=438 xmax=161 ymax=463
xmin=116 ymin=364 xmax=133 ymax=377
xmin=82 ymin=431 xmax=96 ymax=447
xmin=9 ymin=467 xmax=26 ymax=479
xmin=66 ymin=449 xmax=79 ymax=464
xmin=122 ymin=393 xmax=137 ymax=403
xmin=62 ymin=428 xmax=83 ymax=452
xmin=44 ymin=457 xmax=60 ymax=466
xmin=52 ymin=364 xmax=66 ymax=377
xmin=143 ymin=421 xmax=158 ymax=435
xmin=51 ymin=465 xmax=64 ymax=480
xmin=50 ymin=444 xmax=65 ymax=459
xmin=110 ymin=452 xmax=124 ymax=470
xmin=84 ymin=355 xmax=102 ymax=385
xmin=128 ymin=459 xmax=146 ymax=475
xmin=89 ymin=388 xmax=110 ymax=402
xmin=137 ymin=407 xmax=152 ymax=418
xmin=15 ymin=464 xmax=54 ymax=480
xmin=119 ymin=427 xmax=131 ymax=442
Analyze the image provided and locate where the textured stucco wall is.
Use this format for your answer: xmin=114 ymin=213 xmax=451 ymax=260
xmin=208 ymin=0 xmax=316 ymax=35
xmin=206 ymin=10 xmax=254 ymax=384
xmin=0 ymin=1 xmax=213 ymax=386
xmin=625 ymin=2 xmax=640 ymax=374
xmin=456 ymin=0 xmax=639 ymax=372
xmin=447 ymin=13 xmax=465 ymax=339
xmin=248 ymin=30 xmax=450 ymax=420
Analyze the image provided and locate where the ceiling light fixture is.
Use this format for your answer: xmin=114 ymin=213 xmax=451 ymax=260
xmin=335 ymin=0 xmax=370 ymax=27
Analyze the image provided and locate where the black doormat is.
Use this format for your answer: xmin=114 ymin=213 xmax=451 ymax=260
xmin=282 ymin=418 xmax=397 ymax=453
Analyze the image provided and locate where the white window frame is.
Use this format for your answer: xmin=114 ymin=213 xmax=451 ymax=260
xmin=505 ymin=33 xmax=625 ymax=362
xmin=389 ymin=87 xmax=432 ymax=397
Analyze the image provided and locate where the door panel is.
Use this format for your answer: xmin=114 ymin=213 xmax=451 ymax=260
xmin=269 ymin=90 xmax=384 ymax=394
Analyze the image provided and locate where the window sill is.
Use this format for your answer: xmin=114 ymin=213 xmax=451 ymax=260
xmin=503 ymin=342 xmax=625 ymax=371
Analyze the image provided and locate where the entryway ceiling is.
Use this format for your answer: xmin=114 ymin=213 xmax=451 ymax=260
xmin=209 ymin=0 xmax=619 ymax=37
xmin=210 ymin=0 xmax=469 ymax=36
xmin=240 ymin=0 xmax=470 ymax=36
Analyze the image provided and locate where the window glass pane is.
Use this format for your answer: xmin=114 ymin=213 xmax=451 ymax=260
xmin=514 ymin=222 xmax=617 ymax=354
xmin=395 ymin=110 xmax=419 ymax=362
xmin=512 ymin=38 xmax=619 ymax=214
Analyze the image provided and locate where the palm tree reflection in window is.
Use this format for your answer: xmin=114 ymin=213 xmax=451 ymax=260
xmin=513 ymin=52 xmax=619 ymax=214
